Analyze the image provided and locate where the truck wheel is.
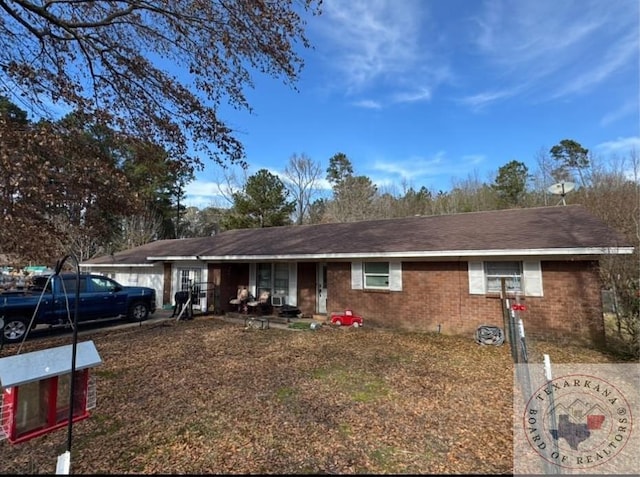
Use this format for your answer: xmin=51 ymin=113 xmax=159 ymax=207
xmin=127 ymin=302 xmax=149 ymax=322
xmin=3 ymin=316 xmax=30 ymax=344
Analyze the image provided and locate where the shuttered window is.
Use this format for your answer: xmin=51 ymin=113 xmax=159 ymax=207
xmin=486 ymin=261 xmax=522 ymax=293
xmin=468 ymin=260 xmax=543 ymax=297
xmin=351 ymin=261 xmax=402 ymax=291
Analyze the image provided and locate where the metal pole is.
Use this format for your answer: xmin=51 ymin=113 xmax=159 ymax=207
xmin=544 ymin=354 xmax=561 ymax=474
xmin=501 ymin=278 xmax=518 ymax=362
xmin=55 ymin=254 xmax=80 ymax=455
xmin=500 ymin=279 xmax=510 ymax=344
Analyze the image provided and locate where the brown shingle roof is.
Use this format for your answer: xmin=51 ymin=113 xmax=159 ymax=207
xmin=85 ymin=237 xmax=214 ymax=265
xmin=83 ymin=205 xmax=633 ymax=265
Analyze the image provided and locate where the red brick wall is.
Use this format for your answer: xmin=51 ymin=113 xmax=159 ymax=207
xmin=324 ymin=260 xmax=605 ymax=346
xmin=296 ymin=262 xmax=317 ymax=313
xmin=524 ymin=261 xmax=605 ymax=346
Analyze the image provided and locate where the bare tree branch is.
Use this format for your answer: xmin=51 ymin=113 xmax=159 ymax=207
xmin=0 ymin=0 xmax=321 ymax=170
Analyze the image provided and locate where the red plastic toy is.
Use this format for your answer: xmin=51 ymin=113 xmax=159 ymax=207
xmin=330 ymin=309 xmax=363 ymax=327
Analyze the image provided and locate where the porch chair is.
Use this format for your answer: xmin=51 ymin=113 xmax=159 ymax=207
xmin=247 ymin=290 xmax=271 ymax=315
xmin=229 ymin=286 xmax=249 ymax=313
xmin=257 ymin=290 xmax=272 ymax=315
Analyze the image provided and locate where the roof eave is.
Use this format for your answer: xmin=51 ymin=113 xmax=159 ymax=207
xmin=80 ymin=263 xmax=157 ymax=268
xmin=145 ymin=256 xmax=202 ymax=261
xmin=197 ymin=247 xmax=635 ymax=261
xmin=82 ymin=247 xmax=634 ymax=266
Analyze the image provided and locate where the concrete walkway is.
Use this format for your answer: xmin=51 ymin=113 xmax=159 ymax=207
xmin=139 ymin=308 xmax=323 ymax=331
xmin=206 ymin=312 xmax=322 ymax=330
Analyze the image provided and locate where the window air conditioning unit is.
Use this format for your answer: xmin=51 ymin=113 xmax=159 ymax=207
xmin=271 ymin=296 xmax=286 ymax=306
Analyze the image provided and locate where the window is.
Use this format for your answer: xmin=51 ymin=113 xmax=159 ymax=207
xmin=55 ymin=372 xmax=86 ymax=424
xmin=364 ymin=262 xmax=390 ymax=289
xmin=13 ymin=371 xmax=88 ymax=439
xmin=468 ymin=260 xmax=543 ymax=297
xmin=90 ymin=277 xmax=117 ymax=292
xmin=179 ymin=268 xmax=202 ymax=295
xmin=485 ymin=261 xmax=522 ymax=293
xmin=14 ymin=380 xmax=47 ymax=436
xmin=257 ymin=263 xmax=272 ymax=297
xmin=257 ymin=263 xmax=289 ymax=297
xmin=61 ymin=277 xmax=87 ymax=294
xmin=351 ymin=262 xmax=402 ymax=291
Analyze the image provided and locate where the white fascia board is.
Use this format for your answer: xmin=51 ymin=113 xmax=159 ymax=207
xmin=197 ymin=247 xmax=634 ymax=261
xmin=79 ymin=263 xmax=156 ymax=268
xmin=145 ymin=256 xmax=202 ymax=261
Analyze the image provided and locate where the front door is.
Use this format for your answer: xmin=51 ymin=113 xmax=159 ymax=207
xmin=317 ymin=263 xmax=327 ymax=314
xmin=178 ymin=268 xmax=204 ymax=311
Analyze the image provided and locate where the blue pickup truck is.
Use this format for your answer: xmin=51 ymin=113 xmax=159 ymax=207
xmin=1 ymin=273 xmax=156 ymax=344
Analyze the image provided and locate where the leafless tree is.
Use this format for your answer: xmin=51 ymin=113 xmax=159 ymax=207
xmin=214 ymin=166 xmax=250 ymax=208
xmin=579 ymin=150 xmax=639 ymax=358
xmin=115 ymin=211 xmax=164 ymax=251
xmin=531 ymin=147 xmax=555 ymax=206
xmin=283 ymin=153 xmax=323 ymax=224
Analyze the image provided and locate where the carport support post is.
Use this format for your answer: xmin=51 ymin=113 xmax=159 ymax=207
xmin=54 ymin=253 xmax=81 ymax=458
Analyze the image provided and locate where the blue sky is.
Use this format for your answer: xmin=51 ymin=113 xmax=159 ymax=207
xmin=185 ymin=0 xmax=640 ymax=209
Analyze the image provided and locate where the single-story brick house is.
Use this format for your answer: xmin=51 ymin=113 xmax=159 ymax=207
xmin=81 ymin=205 xmax=633 ymax=345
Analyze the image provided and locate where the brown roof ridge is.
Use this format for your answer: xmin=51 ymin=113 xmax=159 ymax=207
xmin=214 ymin=204 xmax=590 ymax=234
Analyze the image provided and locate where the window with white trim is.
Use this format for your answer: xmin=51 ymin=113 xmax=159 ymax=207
xmin=256 ymin=263 xmax=289 ymax=296
xmin=364 ymin=262 xmax=389 ymax=289
xmin=485 ymin=261 xmax=522 ymax=293
xmin=351 ymin=261 xmax=403 ymax=291
xmin=468 ymin=260 xmax=543 ymax=297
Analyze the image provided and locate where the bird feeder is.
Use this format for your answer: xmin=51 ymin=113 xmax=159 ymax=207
xmin=0 ymin=341 xmax=102 ymax=444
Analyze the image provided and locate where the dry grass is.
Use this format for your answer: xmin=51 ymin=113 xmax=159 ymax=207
xmin=0 ymin=316 xmax=622 ymax=474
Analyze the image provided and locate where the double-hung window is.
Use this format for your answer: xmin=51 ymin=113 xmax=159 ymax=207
xmin=468 ymin=260 xmax=543 ymax=296
xmin=351 ymin=261 xmax=402 ymax=291
xmin=363 ymin=262 xmax=389 ymax=289
xmin=257 ymin=263 xmax=289 ymax=295
xmin=485 ymin=261 xmax=522 ymax=293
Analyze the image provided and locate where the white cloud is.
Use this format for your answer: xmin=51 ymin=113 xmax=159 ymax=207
xmin=184 ymin=180 xmax=231 ymax=209
xmin=313 ymin=0 xmax=446 ymax=101
xmin=319 ymin=0 xmax=423 ymax=87
xmin=600 ymin=100 xmax=638 ymax=127
xmin=352 ymin=87 xmax=432 ymax=110
xmin=595 ymin=136 xmax=640 ymax=155
xmin=370 ymin=151 xmax=486 ymax=184
xmin=459 ymin=88 xmax=520 ymax=110
xmin=391 ymin=87 xmax=432 ymax=104
xmin=474 ymin=1 xmax=602 ymax=69
xmin=315 ymin=0 xmax=639 ymax=111
xmin=352 ymin=99 xmax=383 ymax=109
xmin=466 ymin=0 xmax=638 ymax=104
xmin=550 ymin=31 xmax=638 ymax=99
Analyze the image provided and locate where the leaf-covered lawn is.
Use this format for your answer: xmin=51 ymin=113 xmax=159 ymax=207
xmin=0 ymin=316 xmax=619 ymax=474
